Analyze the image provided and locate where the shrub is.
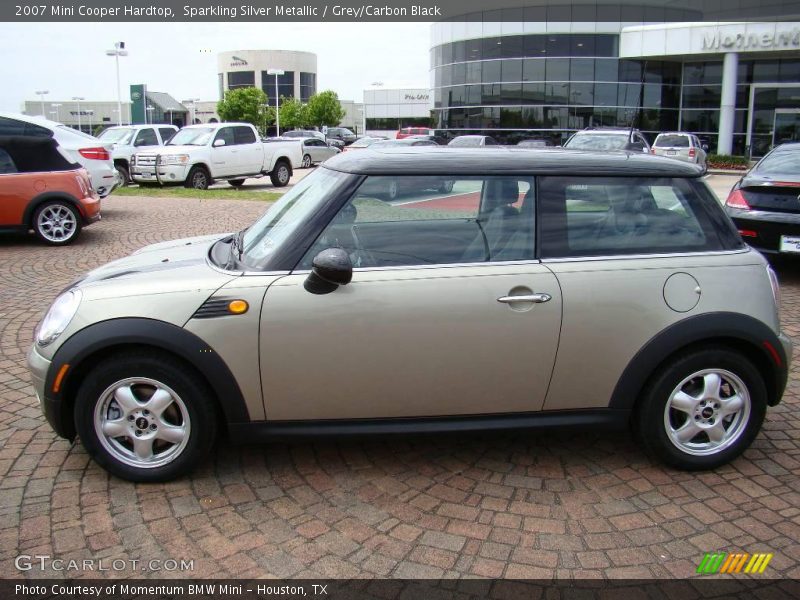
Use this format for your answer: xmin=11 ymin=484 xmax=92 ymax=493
xmin=707 ymin=154 xmax=750 ymax=170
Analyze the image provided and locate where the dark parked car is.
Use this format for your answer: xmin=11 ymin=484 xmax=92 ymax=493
xmin=725 ymin=142 xmax=800 ymax=256
xmin=564 ymin=128 xmax=650 ymax=153
xmin=325 ymin=127 xmax=357 ymax=145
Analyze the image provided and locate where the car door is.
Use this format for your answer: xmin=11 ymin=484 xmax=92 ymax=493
xmin=259 ymin=174 xmax=563 ymax=421
xmin=232 ymin=126 xmax=262 ymax=174
xmin=210 ymin=127 xmax=236 ymax=176
xmin=0 ymin=148 xmax=25 ymax=226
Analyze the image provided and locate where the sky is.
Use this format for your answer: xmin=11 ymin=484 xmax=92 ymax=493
xmin=0 ymin=22 xmax=431 ymax=112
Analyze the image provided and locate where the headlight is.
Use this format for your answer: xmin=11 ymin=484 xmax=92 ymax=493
xmin=36 ymin=289 xmax=82 ymax=347
xmin=158 ymin=154 xmax=189 ymax=165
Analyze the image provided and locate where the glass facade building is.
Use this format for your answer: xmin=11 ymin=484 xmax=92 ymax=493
xmin=430 ymin=21 xmax=800 ymax=156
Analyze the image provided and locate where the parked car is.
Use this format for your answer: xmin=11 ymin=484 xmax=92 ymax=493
xmin=448 ymin=135 xmax=499 ymax=147
xmin=725 ymin=142 xmax=800 ymax=256
xmin=325 ymin=127 xmax=357 ymax=145
xmin=0 ymin=136 xmax=100 ymax=244
xmin=28 ymin=147 xmax=791 ymax=481
xmin=652 ymin=132 xmax=708 ymax=170
xmin=370 ymin=138 xmax=438 ymax=148
xmin=97 ymin=124 xmax=178 ymax=185
xmin=397 ymin=127 xmax=432 ymax=139
xmin=299 ymin=137 xmax=340 ymax=167
xmin=342 ymin=136 xmax=384 ymax=152
xmin=517 ymin=138 xmax=553 ymax=148
xmin=130 ymin=123 xmax=302 ymax=189
xmin=282 ymin=129 xmax=325 ymax=141
xmin=407 ymin=134 xmax=446 ymax=145
xmin=564 ymin=127 xmax=651 ymax=153
xmin=0 ymin=111 xmax=117 ymax=197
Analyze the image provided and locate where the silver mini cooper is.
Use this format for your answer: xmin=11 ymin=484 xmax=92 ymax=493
xmin=28 ymin=148 xmax=792 ymax=482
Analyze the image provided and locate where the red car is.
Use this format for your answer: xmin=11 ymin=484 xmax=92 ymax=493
xmin=0 ymin=136 xmax=100 ymax=245
xmin=396 ymin=127 xmax=432 ymax=139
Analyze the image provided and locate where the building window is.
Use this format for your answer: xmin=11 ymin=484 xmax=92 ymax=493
xmin=300 ymin=72 xmax=316 ymax=102
xmin=262 ymin=71 xmax=294 ymax=104
xmin=227 ymin=71 xmax=255 ymax=90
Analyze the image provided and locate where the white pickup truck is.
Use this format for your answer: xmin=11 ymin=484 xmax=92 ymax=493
xmin=97 ymin=124 xmax=178 ymax=185
xmin=130 ymin=122 xmax=302 ymax=189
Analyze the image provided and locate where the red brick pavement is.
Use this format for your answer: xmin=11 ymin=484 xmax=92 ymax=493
xmin=0 ymin=193 xmax=798 ymax=579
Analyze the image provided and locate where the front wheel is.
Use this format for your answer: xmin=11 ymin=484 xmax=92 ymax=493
xmin=115 ymin=164 xmax=130 ymax=187
xmin=33 ymin=201 xmax=81 ymax=245
xmin=301 ymin=154 xmax=312 ymax=168
xmin=270 ymin=160 xmax=291 ymax=187
xmin=634 ymin=346 xmax=766 ymax=470
xmin=74 ymin=353 xmax=218 ymax=482
xmin=185 ymin=166 xmax=211 ymax=190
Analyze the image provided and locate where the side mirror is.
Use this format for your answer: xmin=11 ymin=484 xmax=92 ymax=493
xmin=304 ymin=248 xmax=353 ymax=295
xmin=213 ymin=138 xmax=226 ymax=147
xmin=702 ymin=144 xmax=709 ymax=151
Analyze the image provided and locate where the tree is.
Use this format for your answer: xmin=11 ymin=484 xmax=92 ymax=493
xmin=216 ymin=87 xmax=272 ymax=135
xmin=306 ymin=90 xmax=346 ymax=129
xmin=279 ymin=97 xmax=309 ymax=131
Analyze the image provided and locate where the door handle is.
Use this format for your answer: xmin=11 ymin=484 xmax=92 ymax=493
xmin=497 ymin=293 xmax=552 ymax=304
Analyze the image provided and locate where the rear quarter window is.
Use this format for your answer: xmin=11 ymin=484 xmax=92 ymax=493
xmin=538 ymin=176 xmax=743 ymax=258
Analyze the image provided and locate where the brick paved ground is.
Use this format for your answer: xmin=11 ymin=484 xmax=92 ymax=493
xmin=0 ymin=179 xmax=799 ymax=580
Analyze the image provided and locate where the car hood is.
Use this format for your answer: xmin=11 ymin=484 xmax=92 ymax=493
xmin=141 ymin=144 xmax=199 ymax=155
xmin=77 ymin=233 xmax=235 ymax=293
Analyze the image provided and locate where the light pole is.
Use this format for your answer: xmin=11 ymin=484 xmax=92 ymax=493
xmin=105 ymin=42 xmax=128 ymax=125
xmin=146 ymin=106 xmax=155 ymax=124
xmin=35 ymin=90 xmax=49 ymax=116
xmin=358 ymin=107 xmax=365 ymax=136
xmin=72 ymin=97 xmax=84 ymax=132
xmin=267 ymin=68 xmax=284 ymax=136
xmin=51 ymin=103 xmax=62 ymax=122
xmin=86 ymin=110 xmax=94 ymax=134
xmin=182 ymin=98 xmax=200 ymax=124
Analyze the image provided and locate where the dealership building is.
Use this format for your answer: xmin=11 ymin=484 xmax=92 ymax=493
xmin=430 ymin=17 xmax=800 ymax=155
xmin=218 ymin=49 xmax=317 ymax=106
xmin=364 ymin=84 xmax=433 ymax=133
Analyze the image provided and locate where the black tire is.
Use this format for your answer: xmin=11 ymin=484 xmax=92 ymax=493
xmin=32 ymin=201 xmax=82 ymax=246
xmin=115 ymin=164 xmax=130 ymax=187
xmin=634 ymin=346 xmax=766 ymax=471
xmin=270 ymin=160 xmax=291 ymax=187
xmin=439 ymin=180 xmax=454 ymax=193
xmin=301 ymin=154 xmax=312 ymax=168
xmin=74 ymin=352 xmax=218 ymax=482
xmin=185 ymin=166 xmax=212 ymax=190
xmin=384 ymin=179 xmax=399 ymax=201
xmin=228 ymin=179 xmax=246 ymax=188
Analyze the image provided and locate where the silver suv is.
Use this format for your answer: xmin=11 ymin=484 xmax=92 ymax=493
xmin=28 ymin=148 xmax=792 ymax=482
xmin=653 ymin=132 xmax=708 ymax=171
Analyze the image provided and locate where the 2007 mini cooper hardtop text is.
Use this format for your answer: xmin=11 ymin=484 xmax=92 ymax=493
xmin=28 ymin=147 xmax=792 ymax=481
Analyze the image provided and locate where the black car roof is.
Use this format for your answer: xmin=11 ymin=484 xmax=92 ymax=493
xmin=322 ymin=147 xmax=704 ymax=177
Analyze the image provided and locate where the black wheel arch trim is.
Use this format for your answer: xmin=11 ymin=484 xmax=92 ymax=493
xmin=609 ymin=312 xmax=788 ymax=411
xmin=43 ymin=317 xmax=249 ymax=439
xmin=24 ymin=192 xmax=85 ymax=227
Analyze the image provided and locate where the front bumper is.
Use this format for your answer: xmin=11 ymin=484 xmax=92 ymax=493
xmin=727 ymin=208 xmax=800 ymax=255
xmin=27 ymin=345 xmax=72 ymax=438
xmin=131 ymin=164 xmax=188 ymax=184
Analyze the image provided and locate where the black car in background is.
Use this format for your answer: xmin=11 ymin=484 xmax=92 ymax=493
xmin=725 ymin=143 xmax=800 ymax=257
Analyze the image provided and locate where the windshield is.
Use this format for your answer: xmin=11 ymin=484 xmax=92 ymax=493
xmin=97 ymin=127 xmax=135 ymax=144
xmin=755 ymin=148 xmax=800 ymax=176
xmin=448 ymin=137 xmax=481 ymax=147
xmin=240 ymin=168 xmax=349 ymax=269
xmin=655 ymin=135 xmax=689 ymax=148
xmin=167 ymin=127 xmax=215 ymax=146
xmin=565 ymin=133 xmax=629 ymax=151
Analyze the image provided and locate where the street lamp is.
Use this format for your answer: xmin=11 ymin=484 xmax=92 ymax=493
xmin=86 ymin=110 xmax=94 ymax=134
xmin=146 ymin=106 xmax=155 ymax=124
xmin=105 ymin=42 xmax=128 ymax=126
xmin=35 ymin=90 xmax=49 ymax=116
xmin=358 ymin=107 xmax=365 ymax=136
xmin=51 ymin=103 xmax=62 ymax=122
xmin=267 ymin=68 xmax=284 ymax=136
xmin=72 ymin=97 xmax=84 ymax=132
xmin=182 ymin=98 xmax=200 ymax=124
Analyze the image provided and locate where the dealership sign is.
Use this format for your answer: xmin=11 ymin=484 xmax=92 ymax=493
xmin=404 ymin=93 xmax=430 ymax=101
xmin=703 ymin=27 xmax=800 ymax=51
xmin=230 ymin=55 xmax=248 ymax=67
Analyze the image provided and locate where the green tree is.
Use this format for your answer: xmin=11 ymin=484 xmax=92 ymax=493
xmin=217 ymin=87 xmax=272 ymax=135
xmin=278 ymin=97 xmax=309 ymax=131
xmin=306 ymin=90 xmax=346 ymax=129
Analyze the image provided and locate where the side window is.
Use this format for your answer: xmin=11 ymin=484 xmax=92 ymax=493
xmin=158 ymin=128 xmax=175 ymax=144
xmin=134 ymin=128 xmax=158 ymax=146
xmin=0 ymin=117 xmax=25 ymax=135
xmin=233 ymin=126 xmax=256 ymax=145
xmin=301 ymin=176 xmax=534 ymax=268
xmin=538 ymin=176 xmax=725 ymax=258
xmin=214 ymin=127 xmax=235 ymax=146
xmin=0 ymin=148 xmax=17 ymax=174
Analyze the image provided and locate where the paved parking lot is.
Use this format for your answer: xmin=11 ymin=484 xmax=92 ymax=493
xmin=1 ymin=175 xmax=799 ymax=579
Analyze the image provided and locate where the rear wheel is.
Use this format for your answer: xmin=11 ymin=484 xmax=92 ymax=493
xmin=185 ymin=166 xmax=211 ymax=190
xmin=384 ymin=179 xmax=399 ymax=200
xmin=270 ymin=160 xmax=291 ymax=187
xmin=74 ymin=353 xmax=217 ymax=482
xmin=228 ymin=179 xmax=246 ymax=188
xmin=439 ymin=180 xmax=454 ymax=193
xmin=634 ymin=346 xmax=766 ymax=470
xmin=33 ymin=201 xmax=81 ymax=245
xmin=301 ymin=154 xmax=312 ymax=168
